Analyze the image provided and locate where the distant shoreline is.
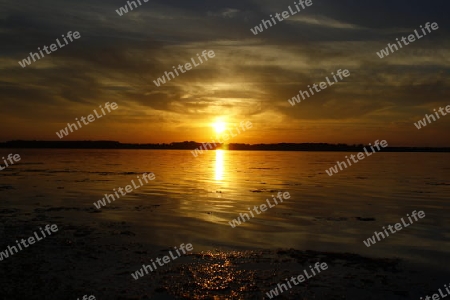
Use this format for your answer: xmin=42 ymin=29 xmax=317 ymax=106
xmin=0 ymin=140 xmax=449 ymax=152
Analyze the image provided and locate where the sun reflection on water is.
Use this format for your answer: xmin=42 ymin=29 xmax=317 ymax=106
xmin=215 ymin=150 xmax=224 ymax=181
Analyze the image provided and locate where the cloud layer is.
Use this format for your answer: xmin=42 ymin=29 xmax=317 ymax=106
xmin=1 ymin=0 xmax=449 ymax=145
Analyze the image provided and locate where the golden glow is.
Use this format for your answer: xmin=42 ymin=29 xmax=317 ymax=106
xmin=212 ymin=120 xmax=226 ymax=134
xmin=215 ymin=150 xmax=224 ymax=181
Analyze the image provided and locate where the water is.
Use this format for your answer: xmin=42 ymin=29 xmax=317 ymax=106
xmin=1 ymin=149 xmax=449 ymax=269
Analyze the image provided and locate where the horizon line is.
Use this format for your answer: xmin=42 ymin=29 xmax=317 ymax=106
xmin=0 ymin=140 xmax=449 ymax=151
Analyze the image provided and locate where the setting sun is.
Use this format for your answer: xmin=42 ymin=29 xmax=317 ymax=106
xmin=213 ymin=120 xmax=226 ymax=134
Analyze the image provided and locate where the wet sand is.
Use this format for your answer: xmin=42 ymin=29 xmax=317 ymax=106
xmin=0 ymin=207 xmax=445 ymax=299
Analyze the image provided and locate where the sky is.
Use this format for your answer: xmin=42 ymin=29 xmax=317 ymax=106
xmin=1 ymin=0 xmax=449 ymax=146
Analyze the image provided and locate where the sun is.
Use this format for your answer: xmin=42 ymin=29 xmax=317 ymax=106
xmin=212 ymin=120 xmax=226 ymax=134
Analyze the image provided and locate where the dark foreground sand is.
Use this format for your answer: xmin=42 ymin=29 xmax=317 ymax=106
xmin=0 ymin=207 xmax=447 ymax=300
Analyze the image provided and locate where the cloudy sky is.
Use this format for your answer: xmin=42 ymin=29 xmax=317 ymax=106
xmin=1 ymin=0 xmax=449 ymax=146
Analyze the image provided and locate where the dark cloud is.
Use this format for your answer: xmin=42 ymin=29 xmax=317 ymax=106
xmin=0 ymin=0 xmax=449 ymax=145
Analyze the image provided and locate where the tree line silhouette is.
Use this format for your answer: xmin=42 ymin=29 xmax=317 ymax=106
xmin=0 ymin=140 xmax=449 ymax=152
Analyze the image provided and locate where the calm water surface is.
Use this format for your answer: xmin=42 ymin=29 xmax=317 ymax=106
xmin=1 ymin=149 xmax=449 ymax=269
